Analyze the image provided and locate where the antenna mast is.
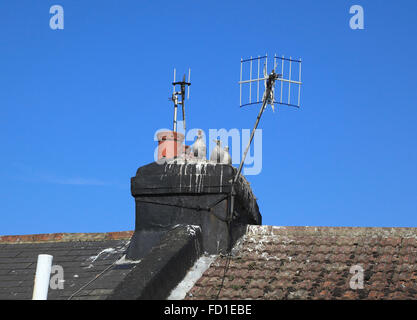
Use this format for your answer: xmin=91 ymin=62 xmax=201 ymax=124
xmin=170 ymin=68 xmax=191 ymax=132
xmin=235 ymin=54 xmax=303 ymax=183
xmin=228 ymin=54 xmax=303 ymax=229
xmin=235 ymin=69 xmax=278 ymax=183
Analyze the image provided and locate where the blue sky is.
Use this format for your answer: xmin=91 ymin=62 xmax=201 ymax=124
xmin=1 ymin=0 xmax=417 ymax=235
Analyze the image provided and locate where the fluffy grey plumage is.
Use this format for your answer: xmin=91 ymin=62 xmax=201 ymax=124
xmin=210 ymin=139 xmax=224 ymax=163
xmin=221 ymin=146 xmax=232 ymax=164
xmin=192 ymin=130 xmax=206 ymax=160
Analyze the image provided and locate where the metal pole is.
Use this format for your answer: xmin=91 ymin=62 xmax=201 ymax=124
xmin=249 ymin=57 xmax=252 ymax=103
xmin=173 ymin=100 xmax=178 ymax=132
xmin=187 ymin=68 xmax=191 ymax=99
xmin=257 ymin=57 xmax=260 ymax=101
xmin=288 ymin=57 xmax=292 ymax=105
xmin=173 ymin=69 xmax=177 ymax=132
xmin=229 ymin=74 xmax=274 ymax=233
xmin=181 ymin=83 xmax=186 ymax=131
xmin=280 ymin=55 xmax=284 ymax=104
xmin=233 ymin=78 xmax=272 ymax=184
xmin=240 ymin=58 xmax=243 ymax=106
xmin=298 ymin=59 xmax=302 ymax=107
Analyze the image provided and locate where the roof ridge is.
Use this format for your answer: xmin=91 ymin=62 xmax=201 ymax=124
xmin=0 ymin=231 xmax=134 ymax=244
xmin=246 ymin=225 xmax=417 ymax=237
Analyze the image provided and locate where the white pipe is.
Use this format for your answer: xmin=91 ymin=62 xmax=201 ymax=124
xmin=32 ymin=254 xmax=53 ymax=300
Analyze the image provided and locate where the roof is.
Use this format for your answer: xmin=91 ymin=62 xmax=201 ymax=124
xmin=3 ymin=225 xmax=417 ymax=300
xmin=185 ymin=225 xmax=417 ymax=300
xmin=0 ymin=226 xmax=203 ymax=300
xmin=0 ymin=231 xmax=134 ymax=300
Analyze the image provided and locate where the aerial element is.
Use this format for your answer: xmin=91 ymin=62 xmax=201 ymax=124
xmin=228 ymin=53 xmax=303 ymax=223
xmin=236 ymin=53 xmax=303 ymax=183
xmin=239 ymin=54 xmax=302 ymax=110
xmin=170 ymin=68 xmax=191 ymax=132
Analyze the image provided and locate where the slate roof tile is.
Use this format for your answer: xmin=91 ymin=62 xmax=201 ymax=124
xmin=0 ymin=231 xmax=133 ymax=300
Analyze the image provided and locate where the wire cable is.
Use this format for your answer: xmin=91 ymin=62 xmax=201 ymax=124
xmin=67 ymin=241 xmax=131 ymax=300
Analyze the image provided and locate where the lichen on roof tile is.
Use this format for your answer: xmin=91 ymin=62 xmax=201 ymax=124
xmin=185 ymin=225 xmax=417 ymax=300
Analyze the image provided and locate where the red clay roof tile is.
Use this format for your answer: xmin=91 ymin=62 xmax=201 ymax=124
xmin=186 ymin=225 xmax=417 ymax=300
xmin=0 ymin=231 xmax=133 ymax=244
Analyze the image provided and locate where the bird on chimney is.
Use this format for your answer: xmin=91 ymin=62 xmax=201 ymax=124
xmin=221 ymin=146 xmax=232 ymax=165
xmin=210 ymin=139 xmax=224 ymax=163
xmin=192 ymin=129 xmax=206 ymax=160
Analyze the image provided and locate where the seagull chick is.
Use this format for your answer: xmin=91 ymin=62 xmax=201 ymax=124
xmin=221 ymin=146 xmax=232 ymax=165
xmin=192 ymin=130 xmax=206 ymax=160
xmin=210 ymin=139 xmax=224 ymax=163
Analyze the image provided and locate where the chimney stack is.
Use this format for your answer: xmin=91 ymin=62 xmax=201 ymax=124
xmin=126 ymin=160 xmax=261 ymax=260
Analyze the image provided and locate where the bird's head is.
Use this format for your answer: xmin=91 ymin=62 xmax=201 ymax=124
xmin=212 ymin=139 xmax=221 ymax=146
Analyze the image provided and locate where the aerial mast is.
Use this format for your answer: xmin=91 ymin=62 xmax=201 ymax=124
xmin=170 ymin=68 xmax=191 ymax=132
xmin=235 ymin=54 xmax=303 ymax=183
xmin=229 ymin=53 xmax=303 ymax=223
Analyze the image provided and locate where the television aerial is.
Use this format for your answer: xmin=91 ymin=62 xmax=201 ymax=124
xmin=235 ymin=53 xmax=303 ymax=183
xmin=229 ymin=53 xmax=303 ymax=222
xmin=169 ymin=68 xmax=191 ymax=132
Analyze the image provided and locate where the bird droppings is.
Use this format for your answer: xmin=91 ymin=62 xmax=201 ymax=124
xmin=185 ymin=225 xmax=417 ymax=300
xmin=160 ymin=159 xmax=232 ymax=193
xmin=115 ymin=255 xmax=142 ymax=265
xmin=186 ymin=225 xmax=201 ymax=237
xmin=84 ymin=243 xmax=128 ymax=269
xmin=88 ymin=248 xmax=117 ymax=263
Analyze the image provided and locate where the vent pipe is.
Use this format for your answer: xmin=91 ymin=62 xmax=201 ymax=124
xmin=32 ymin=254 xmax=53 ymax=300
